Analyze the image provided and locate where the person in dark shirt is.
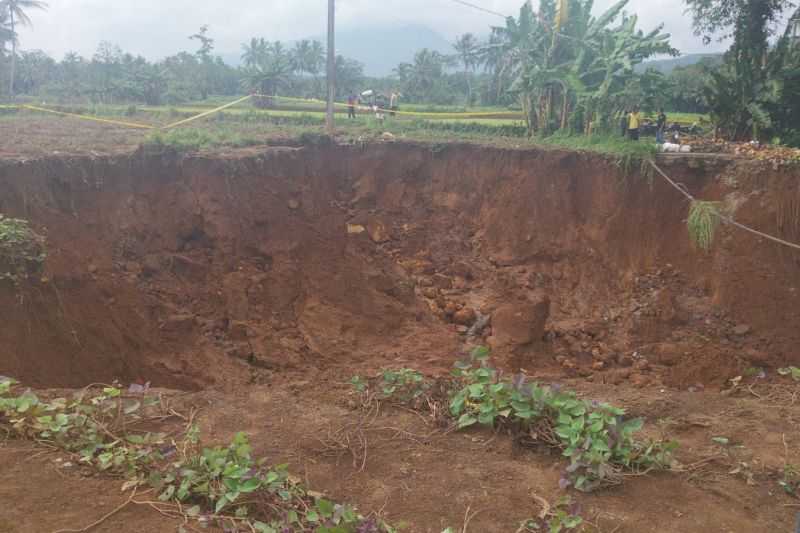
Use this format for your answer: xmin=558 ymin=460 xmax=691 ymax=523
xmin=656 ymin=108 xmax=667 ymax=143
xmin=621 ymin=109 xmax=629 ymax=138
xmin=347 ymin=94 xmax=357 ymax=119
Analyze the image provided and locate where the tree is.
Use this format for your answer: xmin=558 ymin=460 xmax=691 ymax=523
xmin=1 ymin=0 xmax=48 ymax=97
xmin=189 ymin=25 xmax=214 ymax=61
xmin=394 ymin=49 xmax=452 ymax=102
xmin=488 ymin=0 xmax=674 ymax=136
xmin=240 ymin=42 xmax=294 ymax=106
xmin=334 ymin=55 xmax=364 ymax=97
xmin=685 ymin=0 xmax=795 ymax=139
xmin=453 ymin=33 xmax=481 ymax=104
xmin=241 ymin=37 xmax=269 ymax=68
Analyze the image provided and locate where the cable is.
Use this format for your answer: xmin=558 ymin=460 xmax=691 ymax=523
xmin=448 ymin=0 xmax=508 ymax=19
xmin=648 ymin=159 xmax=800 ymax=252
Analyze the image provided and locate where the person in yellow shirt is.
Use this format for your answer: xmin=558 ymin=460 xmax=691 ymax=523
xmin=628 ymin=106 xmax=641 ymax=141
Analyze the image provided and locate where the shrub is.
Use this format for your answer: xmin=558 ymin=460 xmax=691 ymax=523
xmin=0 ymin=215 xmax=47 ymax=283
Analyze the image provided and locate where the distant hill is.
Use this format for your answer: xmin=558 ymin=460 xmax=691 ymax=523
xmin=315 ymin=24 xmax=454 ymax=77
xmin=638 ymin=53 xmax=724 ymax=74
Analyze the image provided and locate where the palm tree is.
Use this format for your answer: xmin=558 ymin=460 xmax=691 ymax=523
xmin=453 ymin=33 xmax=480 ymax=104
xmin=1 ymin=0 xmax=49 ymax=97
xmin=0 ymin=10 xmax=13 ymax=48
xmin=241 ymin=37 xmax=268 ymax=68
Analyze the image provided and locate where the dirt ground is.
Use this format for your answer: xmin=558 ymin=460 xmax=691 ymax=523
xmin=1 ymin=140 xmax=799 ymax=531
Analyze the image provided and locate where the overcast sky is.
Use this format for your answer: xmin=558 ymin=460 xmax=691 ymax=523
xmin=17 ymin=0 xmax=726 ymax=61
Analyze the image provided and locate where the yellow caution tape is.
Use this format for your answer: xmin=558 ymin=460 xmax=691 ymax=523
xmin=21 ymin=104 xmax=156 ymax=129
xmin=11 ymin=91 xmax=521 ymax=132
xmin=260 ymin=94 xmax=522 ymax=119
xmin=161 ymin=95 xmax=253 ymax=130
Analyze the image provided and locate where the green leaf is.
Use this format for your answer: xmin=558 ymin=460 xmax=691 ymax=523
xmin=306 ymin=510 xmax=320 ymax=523
xmin=457 ymin=414 xmax=478 ymax=428
xmin=478 ymin=413 xmax=496 ymax=425
xmin=253 ymin=522 xmax=277 ymax=533
xmin=471 ymin=346 xmax=490 ymax=361
xmin=215 ymin=496 xmax=228 ymax=514
xmin=159 ymin=485 xmax=175 ymax=502
xmin=123 ymin=400 xmax=141 ymax=415
xmin=240 ymin=478 xmax=261 ymax=493
xmin=103 ymin=387 xmax=121 ymax=398
xmin=316 ymin=499 xmax=335 ymax=517
xmin=186 ymin=505 xmax=201 ymax=517
xmin=468 ymin=384 xmax=485 ymax=399
xmin=712 ymin=437 xmax=730 ymax=446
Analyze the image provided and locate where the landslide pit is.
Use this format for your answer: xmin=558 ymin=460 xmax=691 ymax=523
xmin=1 ymin=143 xmax=798 ymax=390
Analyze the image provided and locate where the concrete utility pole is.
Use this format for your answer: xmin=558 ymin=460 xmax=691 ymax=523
xmin=326 ymin=0 xmax=336 ymax=135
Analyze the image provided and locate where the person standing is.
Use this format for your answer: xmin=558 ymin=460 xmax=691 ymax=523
xmin=347 ymin=93 xmax=357 ymax=119
xmin=628 ymin=107 xmax=641 ymax=141
xmin=620 ymin=109 xmax=629 ymax=138
xmin=390 ymin=91 xmax=399 ymax=117
xmin=656 ymin=108 xmax=667 ymax=144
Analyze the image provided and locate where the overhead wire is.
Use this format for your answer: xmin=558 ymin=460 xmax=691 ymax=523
xmin=447 ymin=0 xmax=509 ymax=19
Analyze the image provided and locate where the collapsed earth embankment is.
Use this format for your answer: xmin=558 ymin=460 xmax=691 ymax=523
xmin=1 ymin=144 xmax=798 ymax=390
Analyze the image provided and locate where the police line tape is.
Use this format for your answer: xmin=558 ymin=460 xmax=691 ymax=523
xmin=3 ymin=93 xmax=522 ymax=130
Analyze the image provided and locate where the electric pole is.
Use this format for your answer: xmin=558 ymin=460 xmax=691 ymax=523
xmin=326 ymin=0 xmax=336 ymax=135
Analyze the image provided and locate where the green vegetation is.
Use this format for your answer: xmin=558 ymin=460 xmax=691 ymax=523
xmin=0 ymin=214 xmax=46 ymax=282
xmin=0 ymin=377 xmax=394 ymax=532
xmin=143 ymin=127 xmax=260 ymax=151
xmin=778 ymin=367 xmax=800 ymax=381
xmin=354 ymin=347 xmax=675 ymax=493
xmin=516 ymin=497 xmax=583 ymax=532
xmin=685 ymin=0 xmax=800 ymax=142
xmin=687 ymin=201 xmax=721 ymax=251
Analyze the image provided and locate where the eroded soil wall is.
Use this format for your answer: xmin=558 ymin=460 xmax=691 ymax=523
xmin=1 ymin=144 xmax=798 ymax=389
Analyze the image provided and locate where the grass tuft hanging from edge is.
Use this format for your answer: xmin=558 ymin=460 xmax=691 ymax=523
xmin=687 ymin=200 xmax=721 ymax=251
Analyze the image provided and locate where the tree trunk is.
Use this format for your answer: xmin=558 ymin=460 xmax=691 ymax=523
xmin=9 ymin=11 xmax=16 ymax=97
xmin=465 ymin=68 xmax=471 ymax=106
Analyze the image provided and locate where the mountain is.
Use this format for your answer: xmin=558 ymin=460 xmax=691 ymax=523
xmin=638 ymin=53 xmax=724 ymax=74
xmin=316 ymin=24 xmax=454 ymax=77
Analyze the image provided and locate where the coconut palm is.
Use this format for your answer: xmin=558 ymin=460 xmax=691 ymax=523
xmin=241 ymin=37 xmax=269 ymax=68
xmin=453 ymin=33 xmax=480 ymax=104
xmin=0 ymin=10 xmax=13 ymax=47
xmin=1 ymin=0 xmax=49 ymax=97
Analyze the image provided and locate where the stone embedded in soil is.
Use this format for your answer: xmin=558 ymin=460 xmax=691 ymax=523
xmin=491 ymin=296 xmax=551 ymax=347
xmin=228 ymin=321 xmax=250 ymax=341
xmin=431 ymin=273 xmax=453 ymax=290
xmin=161 ymin=314 xmax=197 ymax=333
xmin=744 ymin=347 xmax=769 ymax=364
xmin=366 ymin=219 xmax=391 ymax=243
xmin=453 ymin=307 xmax=477 ymax=326
xmin=421 ymin=287 xmax=439 ymax=299
xmin=287 ymin=199 xmax=300 ymax=210
xmin=443 ymin=301 xmax=459 ymax=317
xmin=733 ymin=324 xmax=752 ymax=336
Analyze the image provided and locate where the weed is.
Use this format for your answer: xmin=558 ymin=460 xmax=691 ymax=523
xmin=687 ymin=201 xmax=721 ymax=251
xmin=516 ymin=497 xmax=583 ymax=532
xmin=449 ymin=348 xmax=675 ymax=491
xmin=0 ymin=377 xmax=394 ymax=532
xmin=377 ymin=369 xmax=429 ymax=402
xmin=0 ymin=214 xmax=47 ymax=283
xmin=538 ymin=132 xmax=659 ymax=161
xmin=143 ymin=128 xmax=260 ymax=152
xmin=778 ymin=367 xmax=800 ymax=381
xmin=297 ymin=131 xmax=334 ymax=146
xmin=780 ymin=464 xmax=800 ymax=497
xmin=354 ymin=347 xmax=675 ymax=493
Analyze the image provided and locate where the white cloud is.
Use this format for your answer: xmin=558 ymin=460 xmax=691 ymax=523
xmin=16 ymin=0 xmax=725 ymax=61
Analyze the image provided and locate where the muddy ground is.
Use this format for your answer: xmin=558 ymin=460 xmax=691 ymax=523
xmin=1 ymin=142 xmax=799 ymax=532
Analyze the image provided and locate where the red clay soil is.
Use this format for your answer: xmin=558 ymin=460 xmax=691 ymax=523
xmin=0 ymin=142 xmax=799 ymax=531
